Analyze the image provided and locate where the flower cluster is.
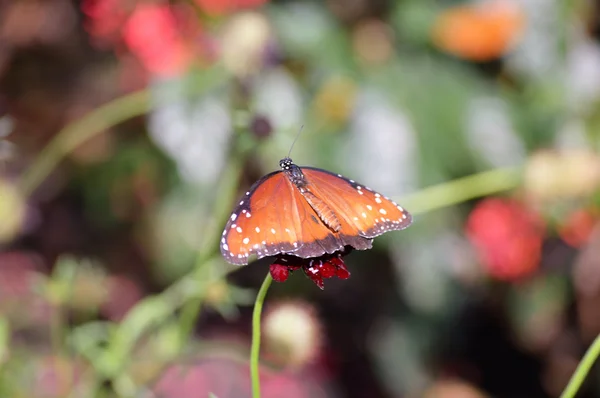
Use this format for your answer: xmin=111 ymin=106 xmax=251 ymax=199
xmin=269 ymin=250 xmax=352 ymax=290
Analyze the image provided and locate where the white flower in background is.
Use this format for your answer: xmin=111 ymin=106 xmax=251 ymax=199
xmin=252 ymin=68 xmax=303 ymax=132
xmin=506 ymin=0 xmax=560 ymax=79
xmin=465 ymin=96 xmax=525 ymax=168
xmin=148 ymin=80 xmax=231 ymax=185
xmin=263 ymin=301 xmax=321 ymax=368
xmin=219 ymin=11 xmax=272 ymax=77
xmin=345 ymin=89 xmax=417 ymax=196
xmin=565 ymin=38 xmax=600 ymax=113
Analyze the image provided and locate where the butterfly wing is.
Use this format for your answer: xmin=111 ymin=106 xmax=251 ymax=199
xmin=301 ymin=167 xmax=412 ymax=240
xmin=221 ymin=171 xmax=349 ymax=265
xmin=221 ymin=171 xmax=295 ymax=265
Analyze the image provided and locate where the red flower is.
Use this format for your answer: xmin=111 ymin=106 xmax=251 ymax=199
xmin=122 ymin=4 xmax=193 ymax=76
xmin=270 ymin=250 xmax=351 ymax=290
xmin=466 ymin=198 xmax=544 ymax=281
xmin=81 ymin=0 xmax=130 ymax=46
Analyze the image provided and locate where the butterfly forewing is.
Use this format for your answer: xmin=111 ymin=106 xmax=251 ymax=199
xmin=221 ymin=172 xmax=298 ymax=265
xmin=301 ymin=167 xmax=412 ymax=238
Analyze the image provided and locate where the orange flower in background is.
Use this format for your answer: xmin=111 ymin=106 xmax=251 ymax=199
xmin=195 ymin=0 xmax=269 ymax=16
xmin=432 ymin=0 xmax=524 ymax=61
xmin=466 ymin=198 xmax=544 ymax=281
xmin=558 ymin=208 xmax=599 ymax=248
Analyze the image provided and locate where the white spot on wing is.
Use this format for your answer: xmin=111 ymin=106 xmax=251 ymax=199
xmin=380 ymin=209 xmax=387 ymax=215
xmin=231 ymin=214 xmax=237 ymax=221
xmin=366 ymin=205 xmax=372 ymax=210
xmin=223 ymin=244 xmax=229 ymax=250
xmin=243 ymin=237 xmax=249 ymax=244
xmin=255 ymin=227 xmax=260 ymax=233
xmin=362 ymin=212 xmax=367 ymax=218
xmin=236 ymin=226 xmax=242 ymax=233
xmin=271 ymin=228 xmax=276 ymax=234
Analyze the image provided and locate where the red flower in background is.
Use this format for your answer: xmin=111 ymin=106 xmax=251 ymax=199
xmin=466 ymin=198 xmax=544 ymax=281
xmin=82 ymin=0 xmax=269 ymax=78
xmin=81 ymin=0 xmax=131 ymax=46
xmin=270 ymin=250 xmax=351 ymax=290
xmin=122 ymin=4 xmax=193 ymax=76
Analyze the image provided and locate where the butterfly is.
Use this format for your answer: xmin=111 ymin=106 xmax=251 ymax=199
xmin=220 ymin=157 xmax=412 ymax=265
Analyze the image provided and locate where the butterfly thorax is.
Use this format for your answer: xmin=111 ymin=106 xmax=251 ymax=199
xmin=280 ymin=157 xmax=306 ymax=187
xmin=279 ymin=157 xmax=341 ymax=232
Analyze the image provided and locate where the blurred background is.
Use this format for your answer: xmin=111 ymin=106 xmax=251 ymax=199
xmin=1 ymin=0 xmax=600 ymax=397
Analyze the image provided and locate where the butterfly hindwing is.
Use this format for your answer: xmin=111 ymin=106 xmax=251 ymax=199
xmin=301 ymin=167 xmax=412 ymax=239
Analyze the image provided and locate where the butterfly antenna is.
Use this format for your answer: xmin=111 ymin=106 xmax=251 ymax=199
xmin=287 ymin=125 xmax=304 ymax=159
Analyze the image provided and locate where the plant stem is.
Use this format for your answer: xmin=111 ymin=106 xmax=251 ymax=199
xmin=17 ymin=67 xmax=228 ymax=198
xmin=18 ymin=90 xmax=151 ymax=197
xmin=560 ymin=334 xmax=600 ymax=398
xmin=400 ymin=166 xmax=521 ymax=215
xmin=250 ymin=273 xmax=273 ymax=398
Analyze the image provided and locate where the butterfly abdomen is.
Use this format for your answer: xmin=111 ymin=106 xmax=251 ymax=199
xmin=301 ymin=190 xmax=342 ymax=232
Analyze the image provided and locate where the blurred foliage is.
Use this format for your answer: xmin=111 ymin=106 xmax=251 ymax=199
xmin=1 ymin=0 xmax=600 ymax=397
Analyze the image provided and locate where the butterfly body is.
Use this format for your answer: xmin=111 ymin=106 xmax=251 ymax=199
xmin=221 ymin=157 xmax=411 ymax=265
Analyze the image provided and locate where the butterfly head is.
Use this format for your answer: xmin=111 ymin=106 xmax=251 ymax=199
xmin=279 ymin=157 xmax=294 ymax=171
xmin=279 ymin=157 xmax=307 ymax=187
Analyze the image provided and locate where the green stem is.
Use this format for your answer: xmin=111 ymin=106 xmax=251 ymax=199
xmin=177 ymin=157 xmax=245 ymax=344
xmin=17 ymin=67 xmax=228 ymax=198
xmin=560 ymin=334 xmax=600 ymax=398
xmin=18 ymin=90 xmax=151 ymax=197
xmin=250 ymin=273 xmax=273 ymax=398
xmin=400 ymin=166 xmax=521 ymax=215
